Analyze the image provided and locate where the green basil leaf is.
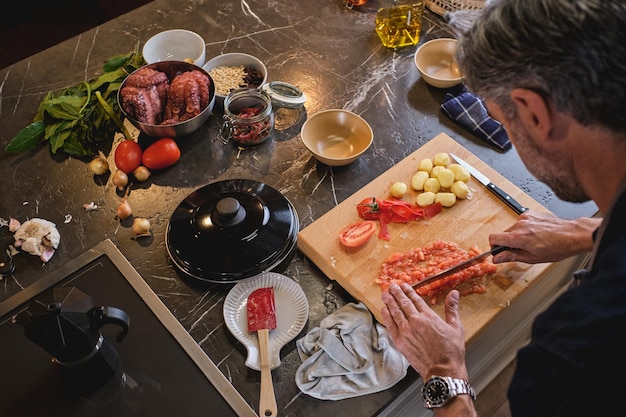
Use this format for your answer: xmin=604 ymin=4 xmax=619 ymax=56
xmin=5 ymin=121 xmax=46 ymax=152
xmin=41 ymin=98 xmax=83 ymax=120
xmin=60 ymin=132 xmax=89 ymax=156
xmin=49 ymin=127 xmax=72 ymax=153
xmin=103 ymin=54 xmax=131 ymax=73
xmin=90 ymin=68 xmax=126 ymax=91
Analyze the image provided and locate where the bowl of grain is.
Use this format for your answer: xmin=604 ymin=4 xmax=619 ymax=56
xmin=203 ymin=53 xmax=267 ymax=110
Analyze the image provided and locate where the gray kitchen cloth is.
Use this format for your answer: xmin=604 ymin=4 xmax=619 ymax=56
xmin=295 ymin=302 xmax=409 ymax=400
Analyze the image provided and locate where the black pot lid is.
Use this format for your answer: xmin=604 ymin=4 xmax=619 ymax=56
xmin=166 ymin=179 xmax=299 ymax=283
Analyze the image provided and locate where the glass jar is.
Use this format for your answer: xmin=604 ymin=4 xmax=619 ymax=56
xmin=220 ymin=88 xmax=274 ymax=146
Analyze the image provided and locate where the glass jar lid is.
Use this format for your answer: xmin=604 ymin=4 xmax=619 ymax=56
xmin=166 ymin=179 xmax=299 ymax=283
xmin=262 ymin=81 xmax=306 ymax=108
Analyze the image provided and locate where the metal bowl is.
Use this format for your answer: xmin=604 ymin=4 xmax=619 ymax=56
xmin=118 ymin=61 xmax=215 ymax=138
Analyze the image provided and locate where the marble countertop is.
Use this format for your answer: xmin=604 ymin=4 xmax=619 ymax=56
xmin=0 ymin=0 xmax=597 ymax=416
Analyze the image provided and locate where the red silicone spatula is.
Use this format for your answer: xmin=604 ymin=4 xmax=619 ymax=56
xmin=247 ymin=287 xmax=278 ymax=417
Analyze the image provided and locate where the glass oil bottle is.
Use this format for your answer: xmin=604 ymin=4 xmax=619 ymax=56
xmin=375 ymin=0 xmax=425 ymax=49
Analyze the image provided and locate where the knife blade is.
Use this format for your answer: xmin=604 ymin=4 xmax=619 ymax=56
xmin=247 ymin=287 xmax=278 ymax=417
xmin=450 ymin=153 xmax=529 ymax=215
xmin=412 ymin=245 xmax=508 ymax=289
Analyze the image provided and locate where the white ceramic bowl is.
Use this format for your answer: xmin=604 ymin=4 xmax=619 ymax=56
xmin=300 ymin=109 xmax=373 ymax=166
xmin=202 ymin=53 xmax=267 ymax=108
xmin=143 ymin=29 xmax=206 ymax=66
xmin=414 ymin=38 xmax=463 ymax=89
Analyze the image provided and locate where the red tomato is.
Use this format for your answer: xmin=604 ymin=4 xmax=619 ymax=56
xmin=141 ymin=138 xmax=181 ymax=170
xmin=114 ymin=140 xmax=142 ymax=174
xmin=338 ymin=220 xmax=377 ymax=248
xmin=356 ymin=197 xmax=380 ymax=220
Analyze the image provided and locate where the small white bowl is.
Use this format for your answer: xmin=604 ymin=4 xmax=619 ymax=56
xmin=143 ymin=29 xmax=206 ymax=66
xmin=414 ymin=38 xmax=463 ymax=89
xmin=202 ymin=53 xmax=268 ymax=108
xmin=300 ymin=109 xmax=373 ymax=166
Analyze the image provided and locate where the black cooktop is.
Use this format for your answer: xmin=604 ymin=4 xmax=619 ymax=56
xmin=0 ymin=239 xmax=254 ymax=417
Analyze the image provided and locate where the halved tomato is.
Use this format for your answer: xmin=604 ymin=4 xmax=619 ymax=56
xmin=338 ymin=220 xmax=377 ymax=248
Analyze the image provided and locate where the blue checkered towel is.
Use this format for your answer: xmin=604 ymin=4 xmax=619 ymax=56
xmin=441 ymin=87 xmax=512 ymax=151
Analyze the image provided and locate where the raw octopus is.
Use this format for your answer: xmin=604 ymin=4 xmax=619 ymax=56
xmin=162 ymin=70 xmax=210 ymax=124
xmin=120 ymin=67 xmax=169 ymax=125
xmin=120 ymin=68 xmax=211 ymax=125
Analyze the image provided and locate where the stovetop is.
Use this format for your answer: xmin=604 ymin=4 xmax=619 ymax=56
xmin=0 ymin=239 xmax=254 ymax=417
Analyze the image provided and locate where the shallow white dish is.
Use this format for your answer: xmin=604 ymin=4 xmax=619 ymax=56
xmin=223 ymin=272 xmax=309 ymax=370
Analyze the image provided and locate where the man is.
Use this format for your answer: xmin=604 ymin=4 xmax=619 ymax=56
xmin=381 ymin=1 xmax=626 ymax=416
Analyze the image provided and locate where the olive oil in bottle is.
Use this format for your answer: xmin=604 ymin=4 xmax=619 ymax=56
xmin=375 ymin=1 xmax=425 ymax=49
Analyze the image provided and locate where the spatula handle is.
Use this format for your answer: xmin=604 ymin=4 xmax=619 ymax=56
xmin=258 ymin=328 xmax=278 ymax=417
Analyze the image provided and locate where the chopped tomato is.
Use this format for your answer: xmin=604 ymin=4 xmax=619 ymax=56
xmin=339 ymin=220 xmax=377 ymax=248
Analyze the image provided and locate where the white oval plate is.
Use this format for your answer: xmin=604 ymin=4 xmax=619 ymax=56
xmin=223 ymin=272 xmax=309 ymax=370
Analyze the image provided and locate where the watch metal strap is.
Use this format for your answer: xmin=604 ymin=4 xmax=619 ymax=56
xmin=445 ymin=376 xmax=477 ymax=400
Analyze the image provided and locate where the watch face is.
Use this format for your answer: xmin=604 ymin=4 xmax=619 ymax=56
xmin=423 ymin=376 xmax=450 ymax=408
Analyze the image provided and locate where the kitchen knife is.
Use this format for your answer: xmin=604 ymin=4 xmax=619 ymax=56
xmin=450 ymin=153 xmax=529 ymax=215
xmin=247 ymin=287 xmax=278 ymax=417
xmin=412 ymin=245 xmax=508 ymax=289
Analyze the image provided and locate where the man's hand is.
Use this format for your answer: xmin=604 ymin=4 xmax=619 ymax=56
xmin=489 ymin=211 xmax=600 ymax=264
xmin=381 ymin=283 xmax=468 ymax=381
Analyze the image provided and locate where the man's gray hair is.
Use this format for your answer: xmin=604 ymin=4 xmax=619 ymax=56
xmin=458 ymin=0 xmax=626 ymax=132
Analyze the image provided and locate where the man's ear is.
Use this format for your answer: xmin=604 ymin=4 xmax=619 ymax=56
xmin=510 ymin=88 xmax=554 ymax=141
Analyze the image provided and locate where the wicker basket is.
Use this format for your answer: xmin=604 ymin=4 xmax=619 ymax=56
xmin=426 ymin=0 xmax=486 ymax=17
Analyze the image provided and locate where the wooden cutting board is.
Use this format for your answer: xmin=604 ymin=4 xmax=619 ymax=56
xmin=298 ymin=133 xmax=555 ymax=343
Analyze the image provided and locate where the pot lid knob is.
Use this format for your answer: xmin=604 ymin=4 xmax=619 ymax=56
xmin=215 ymin=197 xmax=246 ymax=227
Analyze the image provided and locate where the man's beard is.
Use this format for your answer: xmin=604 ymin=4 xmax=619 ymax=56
xmin=510 ymin=121 xmax=590 ymax=204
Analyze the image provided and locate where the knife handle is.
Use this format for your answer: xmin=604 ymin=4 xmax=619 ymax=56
xmin=486 ymin=183 xmax=528 ymax=215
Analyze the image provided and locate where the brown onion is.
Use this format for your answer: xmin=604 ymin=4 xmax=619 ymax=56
xmin=112 ymin=169 xmax=129 ymax=191
xmin=89 ymin=156 xmax=109 ymax=176
xmin=116 ymin=199 xmax=132 ymax=220
xmin=133 ymin=166 xmax=151 ymax=182
xmin=132 ymin=217 xmax=151 ymax=237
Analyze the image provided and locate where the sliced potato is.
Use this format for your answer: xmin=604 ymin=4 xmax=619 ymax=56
xmin=417 ymin=158 xmax=433 ymax=173
xmin=448 ymin=163 xmax=471 ymax=183
xmin=436 ymin=168 xmax=455 ymax=188
xmin=411 ymin=171 xmax=430 ymax=191
xmin=424 ymin=177 xmax=441 ymax=193
xmin=390 ymin=181 xmax=408 ymax=198
xmin=433 ymin=152 xmax=451 ymax=166
xmin=435 ymin=192 xmax=457 ymax=207
xmin=451 ymin=180 xmax=469 ymax=199
xmin=416 ymin=191 xmax=436 ymax=207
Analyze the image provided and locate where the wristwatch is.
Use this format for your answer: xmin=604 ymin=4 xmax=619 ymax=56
xmin=421 ymin=375 xmax=477 ymax=409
